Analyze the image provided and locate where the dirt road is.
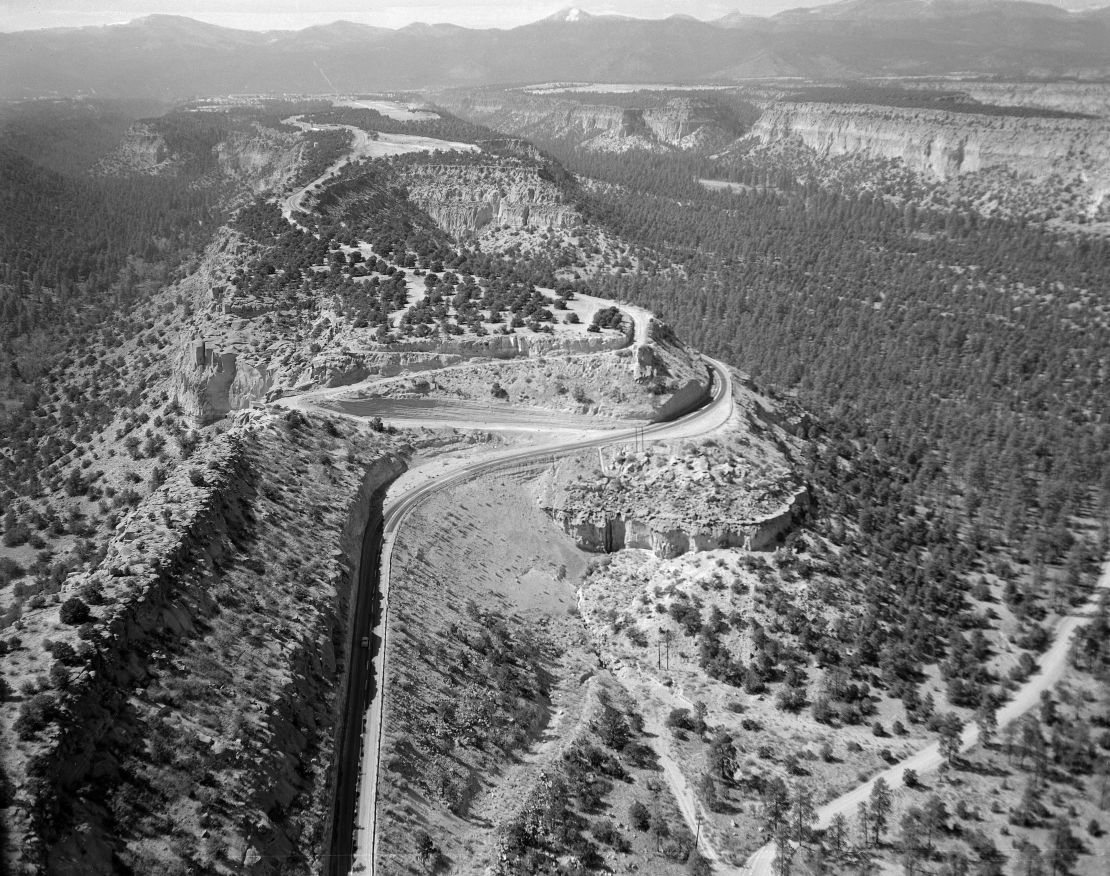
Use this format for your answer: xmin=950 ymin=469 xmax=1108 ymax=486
xmin=279 ymin=116 xmax=478 ymax=227
xmin=744 ymin=557 xmax=1110 ymax=876
xmin=615 ymin=665 xmax=741 ymax=875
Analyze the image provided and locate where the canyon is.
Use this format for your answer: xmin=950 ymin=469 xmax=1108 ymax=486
xmin=441 ymin=92 xmax=754 ymax=153
xmin=442 ymin=83 xmax=1110 ymax=228
xmin=4 ymin=68 xmax=1110 ymax=876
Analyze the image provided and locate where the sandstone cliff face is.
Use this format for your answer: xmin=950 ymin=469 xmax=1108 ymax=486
xmin=99 ymin=121 xmax=302 ymax=189
xmin=750 ymin=101 xmax=1110 ymax=187
xmin=454 ymin=96 xmax=628 ymax=139
xmin=440 ymin=93 xmax=747 ymax=153
xmin=642 ymin=99 xmax=747 ymax=149
xmin=98 ymin=123 xmax=174 ymax=174
xmin=172 ymin=339 xmax=272 ymax=425
xmin=902 ymin=81 xmax=1110 ymax=119
xmin=305 ymin=326 xmax=632 ymax=391
xmin=552 ymin=486 xmax=813 ymax=559
xmin=12 ymin=412 xmax=406 ymax=876
xmin=400 ymin=163 xmax=579 ymax=237
xmin=539 ymin=383 xmax=810 ymax=560
xmin=215 ymin=126 xmax=304 ymax=193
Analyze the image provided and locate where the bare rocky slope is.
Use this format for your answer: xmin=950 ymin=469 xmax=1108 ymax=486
xmin=99 ymin=121 xmax=304 ymax=193
xmin=748 ymin=101 xmax=1110 ymax=184
xmin=399 ymin=160 xmax=580 ymax=238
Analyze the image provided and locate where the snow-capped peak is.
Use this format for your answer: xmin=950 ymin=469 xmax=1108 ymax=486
xmin=544 ymin=7 xmax=591 ymax=23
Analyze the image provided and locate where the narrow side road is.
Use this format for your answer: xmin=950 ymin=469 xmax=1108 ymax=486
xmin=279 ymin=116 xmax=478 ymax=228
xmin=744 ymin=556 xmax=1110 ymax=876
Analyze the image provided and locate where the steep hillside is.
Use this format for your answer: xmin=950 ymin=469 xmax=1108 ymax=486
xmin=397 ymin=156 xmax=580 ymax=238
xmin=1 ymin=410 xmax=404 ymax=874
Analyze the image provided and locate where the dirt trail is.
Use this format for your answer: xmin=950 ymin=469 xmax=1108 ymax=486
xmin=279 ymin=116 xmax=478 ymax=227
xmin=744 ymin=556 xmax=1110 ymax=876
xmin=460 ymin=673 xmax=601 ymax=872
xmin=614 ymin=665 xmax=741 ymax=875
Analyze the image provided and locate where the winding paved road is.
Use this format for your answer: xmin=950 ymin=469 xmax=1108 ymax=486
xmin=275 ymin=116 xmax=1110 ymax=876
xmin=273 ymin=109 xmax=735 ymax=874
xmin=341 ymin=358 xmax=734 ymax=874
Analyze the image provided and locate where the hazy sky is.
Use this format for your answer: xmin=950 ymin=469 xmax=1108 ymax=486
xmin=0 ymin=0 xmax=835 ymax=32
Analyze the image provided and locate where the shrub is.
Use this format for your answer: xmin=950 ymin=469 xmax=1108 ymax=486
xmin=51 ymin=640 xmax=77 ymax=664
xmin=14 ymin=692 xmax=57 ymax=740
xmin=59 ymin=596 xmax=91 ymax=625
xmin=661 ymin=837 xmax=689 ymax=863
xmin=0 ymin=765 xmax=13 ymax=807
xmin=592 ymin=306 xmax=624 ymax=330
xmin=595 ymin=705 xmax=631 ymax=751
xmin=414 ymin=830 xmax=439 ymax=866
xmin=629 ymin=800 xmax=650 ymax=832
xmin=666 ymin=708 xmax=696 ymax=732
xmin=49 ymin=661 xmax=70 ymax=690
xmin=0 ymin=557 xmax=26 ymax=582
xmin=593 ymin=819 xmax=629 ymax=851
xmin=688 ymin=850 xmax=713 ymax=876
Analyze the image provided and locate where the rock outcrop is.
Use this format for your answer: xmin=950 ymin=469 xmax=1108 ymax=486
xmin=215 ymin=125 xmax=304 ymax=193
xmin=749 ymin=101 xmax=1110 ymax=188
xmin=902 ymin=80 xmax=1110 ymax=119
xmin=400 ymin=162 xmax=579 ymax=237
xmin=539 ymin=400 xmax=810 ymax=560
xmin=551 ymin=486 xmax=813 ymax=559
xmin=99 ymin=121 xmax=302 ymax=190
xmin=172 ymin=339 xmax=272 ymax=425
xmin=97 ymin=123 xmax=174 ymax=174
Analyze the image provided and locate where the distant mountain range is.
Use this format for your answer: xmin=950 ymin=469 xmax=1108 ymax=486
xmin=2 ymin=1 xmax=1109 ymax=101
